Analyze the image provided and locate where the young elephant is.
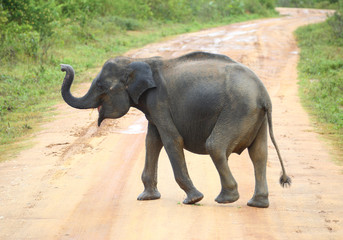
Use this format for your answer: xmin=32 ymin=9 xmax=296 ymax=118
xmin=61 ymin=51 xmax=291 ymax=208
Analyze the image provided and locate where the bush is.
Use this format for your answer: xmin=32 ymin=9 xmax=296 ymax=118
xmin=148 ymin=0 xmax=193 ymax=22
xmin=0 ymin=23 xmax=40 ymax=62
xmin=277 ymin=0 xmax=339 ymax=9
xmin=105 ymin=0 xmax=153 ymax=20
xmin=197 ymin=0 xmax=246 ymax=20
xmin=0 ymin=0 xmax=59 ymax=63
xmin=245 ymin=0 xmax=276 ymax=14
xmin=327 ymin=5 xmax=343 ymax=38
xmin=104 ymin=0 xmax=275 ymax=22
xmin=2 ymin=0 xmax=59 ymax=38
xmin=0 ymin=0 xmax=278 ymax=63
xmin=56 ymin=0 xmax=103 ymax=26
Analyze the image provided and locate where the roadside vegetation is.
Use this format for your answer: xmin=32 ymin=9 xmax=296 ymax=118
xmin=0 ymin=0 xmax=277 ymax=160
xmin=294 ymin=1 xmax=343 ymax=159
xmin=277 ymin=0 xmax=339 ymax=9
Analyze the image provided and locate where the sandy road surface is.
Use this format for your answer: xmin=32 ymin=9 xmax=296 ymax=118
xmin=1 ymin=8 xmax=342 ymax=240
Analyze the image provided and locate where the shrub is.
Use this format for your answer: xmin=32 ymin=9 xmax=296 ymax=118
xmin=2 ymin=0 xmax=59 ymax=38
xmin=244 ymin=0 xmax=276 ymax=15
xmin=277 ymin=0 xmax=339 ymax=9
xmin=105 ymin=0 xmax=153 ymax=20
xmin=0 ymin=0 xmax=60 ymax=63
xmin=327 ymin=5 xmax=343 ymax=38
xmin=0 ymin=23 xmax=40 ymax=62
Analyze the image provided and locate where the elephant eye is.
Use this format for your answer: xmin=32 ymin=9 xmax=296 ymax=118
xmin=96 ymin=81 xmax=106 ymax=91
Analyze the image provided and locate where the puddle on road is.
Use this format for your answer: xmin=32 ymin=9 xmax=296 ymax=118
xmin=174 ymin=29 xmax=259 ymax=53
xmin=128 ymin=25 xmax=261 ymax=58
xmin=111 ymin=116 xmax=147 ymax=135
xmin=199 ymin=29 xmax=257 ymax=40
xmin=238 ymin=23 xmax=258 ymax=28
xmin=207 ymin=30 xmax=227 ymax=37
xmin=119 ymin=123 xmax=146 ymax=134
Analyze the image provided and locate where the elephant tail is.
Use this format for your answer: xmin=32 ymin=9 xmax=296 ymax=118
xmin=265 ymin=104 xmax=292 ymax=188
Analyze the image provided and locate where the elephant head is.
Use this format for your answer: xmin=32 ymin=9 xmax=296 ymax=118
xmin=61 ymin=59 xmax=156 ymax=126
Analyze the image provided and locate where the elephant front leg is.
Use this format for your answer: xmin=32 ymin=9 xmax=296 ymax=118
xmin=137 ymin=123 xmax=163 ymax=201
xmin=161 ymin=134 xmax=203 ymax=204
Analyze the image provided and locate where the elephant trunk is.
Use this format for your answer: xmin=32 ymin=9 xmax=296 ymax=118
xmin=61 ymin=64 xmax=100 ymax=109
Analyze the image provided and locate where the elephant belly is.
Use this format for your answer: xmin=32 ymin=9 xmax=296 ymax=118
xmin=169 ymin=85 xmax=224 ymax=154
xmin=165 ymin=62 xmax=232 ymax=154
xmin=175 ymin=118 xmax=216 ymax=155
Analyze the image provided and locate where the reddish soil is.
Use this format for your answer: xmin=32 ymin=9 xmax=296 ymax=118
xmin=0 ymin=8 xmax=342 ymax=240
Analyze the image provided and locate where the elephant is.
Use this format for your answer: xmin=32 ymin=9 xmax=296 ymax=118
xmin=60 ymin=51 xmax=291 ymax=208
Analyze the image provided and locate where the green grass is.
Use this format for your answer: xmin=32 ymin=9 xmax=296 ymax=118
xmin=277 ymin=0 xmax=339 ymax=9
xmin=0 ymin=13 xmax=273 ymax=162
xmin=296 ymin=17 xmax=343 ymax=161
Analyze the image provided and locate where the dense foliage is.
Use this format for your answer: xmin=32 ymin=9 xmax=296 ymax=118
xmin=296 ymin=3 xmax=343 ymax=149
xmin=277 ymin=0 xmax=339 ymax=8
xmin=0 ymin=0 xmax=278 ymax=64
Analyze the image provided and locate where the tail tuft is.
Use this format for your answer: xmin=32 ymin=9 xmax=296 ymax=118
xmin=279 ymin=174 xmax=292 ymax=188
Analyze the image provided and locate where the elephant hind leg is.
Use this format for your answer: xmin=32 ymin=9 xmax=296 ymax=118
xmin=247 ymin=119 xmax=269 ymax=208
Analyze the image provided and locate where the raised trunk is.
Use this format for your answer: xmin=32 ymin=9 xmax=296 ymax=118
xmin=60 ymin=64 xmax=100 ymax=109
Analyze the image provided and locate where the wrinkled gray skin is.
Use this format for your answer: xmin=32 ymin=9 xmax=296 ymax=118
xmin=61 ymin=52 xmax=291 ymax=208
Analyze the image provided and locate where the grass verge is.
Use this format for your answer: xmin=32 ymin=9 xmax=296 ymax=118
xmin=296 ymin=18 xmax=343 ymax=162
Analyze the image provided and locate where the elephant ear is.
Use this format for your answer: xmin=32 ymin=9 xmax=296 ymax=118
xmin=127 ymin=61 xmax=156 ymax=104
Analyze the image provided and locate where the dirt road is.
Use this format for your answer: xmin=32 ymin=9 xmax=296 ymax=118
xmin=1 ymin=8 xmax=342 ymax=240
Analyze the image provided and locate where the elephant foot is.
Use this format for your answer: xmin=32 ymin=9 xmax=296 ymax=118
xmin=183 ymin=189 xmax=204 ymax=204
xmin=247 ymin=195 xmax=269 ymax=208
xmin=137 ymin=189 xmax=161 ymax=201
xmin=215 ymin=189 xmax=239 ymax=204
